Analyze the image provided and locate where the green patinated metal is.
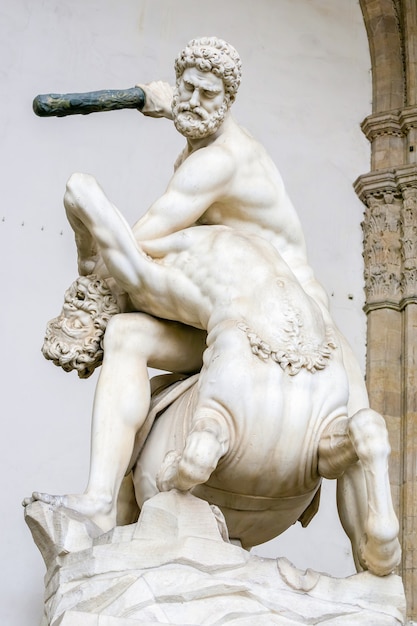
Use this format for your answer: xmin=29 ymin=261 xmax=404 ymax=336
xmin=33 ymin=87 xmax=146 ymax=117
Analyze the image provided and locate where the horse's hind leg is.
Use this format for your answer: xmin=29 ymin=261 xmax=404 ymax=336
xmin=318 ymin=408 xmax=400 ymax=576
xmin=157 ymin=406 xmax=230 ymax=492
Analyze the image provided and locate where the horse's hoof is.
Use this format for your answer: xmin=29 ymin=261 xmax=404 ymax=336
xmin=359 ymin=535 xmax=401 ymax=576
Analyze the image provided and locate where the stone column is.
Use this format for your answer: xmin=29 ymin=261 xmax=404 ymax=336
xmin=400 ymin=177 xmax=417 ymax=618
xmin=355 ymin=115 xmax=417 ymax=616
xmin=353 ymin=0 xmax=417 ymax=617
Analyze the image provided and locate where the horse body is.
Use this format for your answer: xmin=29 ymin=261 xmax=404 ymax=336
xmin=133 ymin=319 xmax=350 ymax=548
xmin=128 ymin=234 xmax=400 ymax=569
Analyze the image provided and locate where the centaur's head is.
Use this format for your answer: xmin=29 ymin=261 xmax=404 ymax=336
xmin=42 ymin=275 xmax=120 ymax=378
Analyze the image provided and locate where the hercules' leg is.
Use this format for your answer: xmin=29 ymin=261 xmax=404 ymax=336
xmin=318 ymin=409 xmax=400 ymax=576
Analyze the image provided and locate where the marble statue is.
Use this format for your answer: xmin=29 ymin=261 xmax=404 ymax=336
xmin=24 ymin=37 xmax=401 ymax=600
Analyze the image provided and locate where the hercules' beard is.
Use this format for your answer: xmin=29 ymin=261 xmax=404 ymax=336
xmin=172 ymin=93 xmax=229 ymax=139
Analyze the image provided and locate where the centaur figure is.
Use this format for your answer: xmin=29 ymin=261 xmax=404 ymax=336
xmin=25 ymin=171 xmax=400 ymax=577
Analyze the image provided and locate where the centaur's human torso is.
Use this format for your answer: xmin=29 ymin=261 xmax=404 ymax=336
xmin=133 ymin=226 xmax=350 ymax=547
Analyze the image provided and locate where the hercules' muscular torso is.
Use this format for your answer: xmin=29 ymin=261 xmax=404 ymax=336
xmin=172 ymin=117 xmax=329 ymax=311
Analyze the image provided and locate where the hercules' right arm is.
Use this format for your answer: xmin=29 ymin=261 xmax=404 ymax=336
xmin=132 ymin=145 xmax=235 ymax=241
xmin=137 ymin=81 xmax=174 ymax=120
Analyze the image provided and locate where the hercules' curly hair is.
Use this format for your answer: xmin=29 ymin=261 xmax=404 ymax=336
xmin=174 ymin=37 xmax=242 ymax=105
xmin=42 ymin=275 xmax=121 ymax=379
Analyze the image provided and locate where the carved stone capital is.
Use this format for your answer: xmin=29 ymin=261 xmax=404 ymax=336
xmin=395 ymin=165 xmax=417 ymax=190
xmin=361 ymin=112 xmax=403 ymax=142
xmin=399 ymin=106 xmax=417 ymax=134
xmin=355 ymin=167 xmax=417 ymax=308
xmin=360 ymin=108 xmax=417 ymax=142
xmin=362 ymin=194 xmax=402 ymax=308
xmin=400 ymin=183 xmax=417 ymax=298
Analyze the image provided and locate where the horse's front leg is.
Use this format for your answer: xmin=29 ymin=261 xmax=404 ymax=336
xmin=157 ymin=406 xmax=230 ymax=492
xmin=318 ymin=408 xmax=401 ymax=576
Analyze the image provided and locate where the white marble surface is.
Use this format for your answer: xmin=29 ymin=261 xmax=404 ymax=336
xmin=25 ymin=492 xmax=406 ymax=626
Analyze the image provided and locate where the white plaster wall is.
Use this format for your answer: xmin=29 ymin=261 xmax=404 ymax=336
xmin=0 ymin=1 xmax=371 ymax=623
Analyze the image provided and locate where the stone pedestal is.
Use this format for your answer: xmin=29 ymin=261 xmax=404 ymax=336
xmin=25 ymin=491 xmax=406 ymax=625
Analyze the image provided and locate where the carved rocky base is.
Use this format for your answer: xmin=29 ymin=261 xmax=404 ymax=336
xmin=25 ymin=491 xmax=406 ymax=625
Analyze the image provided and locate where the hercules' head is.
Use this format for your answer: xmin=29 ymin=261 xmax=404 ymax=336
xmin=172 ymin=37 xmax=242 ymax=139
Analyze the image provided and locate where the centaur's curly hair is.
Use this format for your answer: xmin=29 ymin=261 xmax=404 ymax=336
xmin=42 ymin=275 xmax=120 ymax=379
xmin=174 ymin=37 xmax=242 ymax=105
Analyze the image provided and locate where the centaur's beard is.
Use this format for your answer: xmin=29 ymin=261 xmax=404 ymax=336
xmin=172 ymin=96 xmax=229 ymax=139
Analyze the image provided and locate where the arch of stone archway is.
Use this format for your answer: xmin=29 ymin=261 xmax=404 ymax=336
xmin=359 ymin=0 xmax=405 ymax=112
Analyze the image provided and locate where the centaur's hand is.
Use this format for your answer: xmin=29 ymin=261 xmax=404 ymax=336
xmin=136 ymin=81 xmax=174 ymax=120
